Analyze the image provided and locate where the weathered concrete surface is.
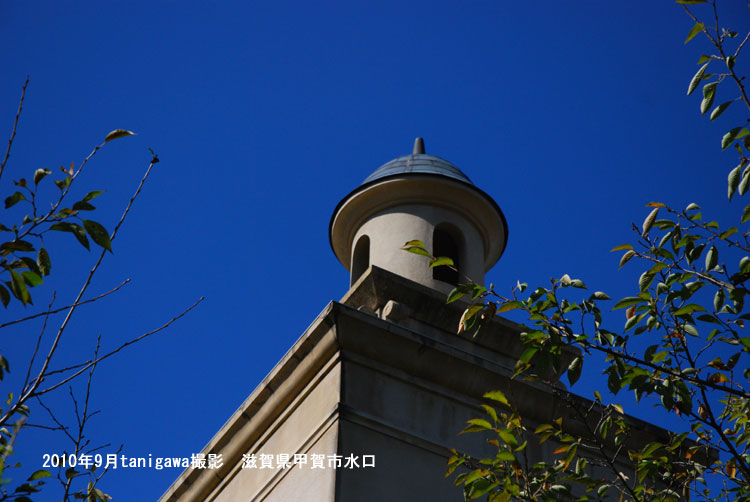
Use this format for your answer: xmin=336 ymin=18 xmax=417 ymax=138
xmin=161 ymin=267 xmax=672 ymax=502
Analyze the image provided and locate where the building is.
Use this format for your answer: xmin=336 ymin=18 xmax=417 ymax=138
xmin=160 ymin=139 xmax=669 ymax=501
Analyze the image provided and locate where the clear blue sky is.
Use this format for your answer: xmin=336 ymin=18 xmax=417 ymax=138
xmin=1 ymin=1 xmax=748 ymax=499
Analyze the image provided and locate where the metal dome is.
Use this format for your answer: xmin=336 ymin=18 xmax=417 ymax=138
xmin=362 ymin=153 xmax=473 ymax=185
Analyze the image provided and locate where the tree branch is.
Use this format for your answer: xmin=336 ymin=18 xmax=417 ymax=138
xmin=0 ymin=77 xmax=28 ymax=181
xmin=36 ymin=296 xmax=203 ymax=397
xmin=0 ymin=279 xmax=130 ymax=330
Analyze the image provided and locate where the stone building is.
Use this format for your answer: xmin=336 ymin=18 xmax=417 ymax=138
xmin=160 ymin=139 xmax=669 ymax=501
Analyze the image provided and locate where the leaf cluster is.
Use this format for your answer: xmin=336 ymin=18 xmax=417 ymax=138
xmin=433 ymin=2 xmax=750 ymax=500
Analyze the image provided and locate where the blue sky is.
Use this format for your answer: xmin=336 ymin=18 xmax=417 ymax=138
xmin=1 ymin=1 xmax=749 ymax=499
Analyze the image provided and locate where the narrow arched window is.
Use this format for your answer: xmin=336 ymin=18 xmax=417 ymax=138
xmin=433 ymin=225 xmax=461 ymax=286
xmin=351 ymin=235 xmax=370 ymax=286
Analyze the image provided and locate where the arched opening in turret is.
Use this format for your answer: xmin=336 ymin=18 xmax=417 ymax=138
xmin=351 ymin=235 xmax=370 ymax=286
xmin=433 ymin=224 xmax=462 ymax=286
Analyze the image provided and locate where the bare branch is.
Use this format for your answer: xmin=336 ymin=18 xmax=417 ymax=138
xmin=22 ymin=292 xmax=56 ymax=393
xmin=0 ymin=279 xmax=130 ymax=330
xmin=734 ymin=30 xmax=750 ymax=59
xmin=36 ymin=397 xmax=75 ymax=443
xmin=0 ymin=159 xmax=160 ymax=428
xmin=0 ymin=77 xmax=29 ymax=180
xmin=37 ymin=296 xmax=203 ymax=396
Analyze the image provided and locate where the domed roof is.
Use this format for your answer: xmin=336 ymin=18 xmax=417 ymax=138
xmin=361 ymin=137 xmax=473 ymax=186
xmin=329 ymin=137 xmax=508 ymax=273
xmin=362 ymin=154 xmax=473 ymax=185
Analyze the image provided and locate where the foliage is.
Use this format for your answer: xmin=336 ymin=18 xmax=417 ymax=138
xmin=0 ymin=79 xmax=200 ymax=501
xmin=409 ymin=2 xmax=750 ymax=501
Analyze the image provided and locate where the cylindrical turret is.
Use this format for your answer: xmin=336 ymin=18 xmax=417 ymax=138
xmin=329 ymin=138 xmax=507 ymax=294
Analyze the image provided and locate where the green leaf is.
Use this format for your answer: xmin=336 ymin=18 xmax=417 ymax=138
xmin=722 ymin=127 xmax=750 ymax=150
xmin=54 ymin=176 xmax=71 ymax=191
xmin=0 ymin=353 xmax=9 ymax=379
xmin=673 ymin=303 xmax=706 ymax=316
xmin=402 ymin=244 xmax=430 ymax=257
xmin=4 ymin=192 xmax=25 ymax=209
xmin=0 ymin=284 xmax=10 ymax=307
xmin=33 ymin=169 xmax=51 ymax=185
xmin=480 ymin=404 xmax=498 ymax=424
xmin=37 ymin=247 xmax=51 ymax=276
xmin=468 ymin=479 xmax=497 ymax=498
xmin=466 ymin=418 xmax=493 ymax=430
xmin=50 ymin=222 xmax=90 ymax=250
xmin=714 ymin=288 xmax=725 ymax=311
xmin=705 ymin=245 xmax=718 ymax=270
xmin=683 ymin=323 xmax=699 ymax=337
xmin=519 ymin=347 xmax=537 ymax=365
xmin=740 ymin=169 xmax=750 ymax=196
xmin=429 ymin=256 xmax=454 ymax=268
xmin=27 ymin=470 xmax=51 ymax=481
xmin=613 ymin=297 xmax=644 ymax=310
xmin=720 ymin=227 xmax=738 ymax=239
xmin=0 ymin=240 xmax=34 ymax=254
xmin=619 ymin=250 xmax=635 ymax=268
xmin=728 ymin=164 xmax=742 ymax=200
xmin=446 ymin=288 xmax=465 ymax=304
xmin=104 ymin=129 xmax=136 ymax=143
xmin=496 ymin=428 xmax=518 ymax=447
xmin=72 ymin=201 xmax=95 ymax=211
xmin=471 ymin=285 xmax=487 ymax=299
xmin=591 ymin=291 xmax=610 ymax=300
xmin=710 ymin=101 xmax=732 ymax=121
xmin=484 ymin=390 xmax=511 ymax=408
xmin=83 ymin=220 xmax=112 ymax=252
xmin=639 ymin=271 xmax=655 ymax=292
xmin=82 ymin=190 xmax=105 ymax=202
xmin=607 ymin=369 xmax=621 ymax=394
xmin=570 ymin=279 xmax=585 ymax=288
xmin=685 ymin=22 xmax=704 ymax=44
xmin=700 ymin=82 xmax=717 ymax=115
xmin=18 ymin=256 xmax=40 ymax=275
xmin=611 ymin=244 xmax=633 ymax=252
xmin=686 ymin=202 xmax=700 ymax=211
xmin=496 ymin=300 xmax=523 ymax=313
xmin=567 ymin=356 xmax=582 ymax=386
xmin=642 ymin=207 xmax=659 ymax=236
xmin=21 ymin=271 xmax=42 ymax=287
xmin=9 ymin=270 xmax=30 ymax=305
xmin=495 ymin=450 xmax=515 ymax=462
xmin=687 ymin=62 xmax=709 ymax=95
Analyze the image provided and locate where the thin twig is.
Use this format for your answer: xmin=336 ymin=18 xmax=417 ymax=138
xmin=63 ymin=338 xmax=101 ymax=502
xmin=36 ymin=397 xmax=74 ymax=443
xmin=0 ymin=279 xmax=130 ymax=330
xmin=37 ymin=296 xmax=203 ymax=396
xmin=0 ymin=77 xmax=29 ymax=180
xmin=683 ymin=4 xmax=750 ymax=112
xmin=15 ymin=142 xmax=103 ymax=242
xmin=0 ymin=159 xmax=159 ymax=427
xmin=734 ymin=31 xmax=750 ymax=59
xmin=22 ymin=292 xmax=56 ymax=393
xmin=27 ymin=160 xmax=156 ymax=394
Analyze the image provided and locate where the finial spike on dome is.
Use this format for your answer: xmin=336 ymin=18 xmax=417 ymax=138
xmin=412 ymin=137 xmax=425 ymax=155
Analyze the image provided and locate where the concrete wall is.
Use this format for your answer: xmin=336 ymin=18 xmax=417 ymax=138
xmin=352 ymin=203 xmax=485 ymax=293
xmin=209 ymin=361 xmax=341 ymax=501
xmin=162 ymin=269 xmax=661 ymax=502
